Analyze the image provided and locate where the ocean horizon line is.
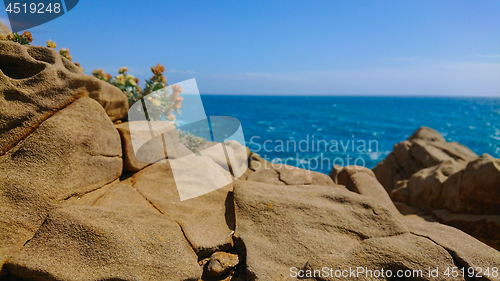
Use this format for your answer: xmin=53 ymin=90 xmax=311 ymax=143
xmin=199 ymin=93 xmax=500 ymax=99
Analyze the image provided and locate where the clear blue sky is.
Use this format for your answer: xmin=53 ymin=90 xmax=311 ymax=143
xmin=1 ymin=0 xmax=499 ymax=96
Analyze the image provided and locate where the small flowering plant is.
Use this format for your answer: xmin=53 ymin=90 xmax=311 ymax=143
xmin=145 ymin=84 xmax=183 ymax=121
xmin=58 ymin=48 xmax=72 ymax=61
xmin=92 ymin=64 xmax=206 ymax=152
xmin=103 ymin=67 xmax=142 ymax=106
xmin=91 ymin=69 xmax=112 ymax=82
xmin=92 ymin=64 xmax=183 ymax=120
xmin=46 ymin=39 xmax=56 ymax=49
xmin=0 ymin=31 xmax=33 ymax=45
xmin=143 ymin=64 xmax=168 ymax=96
xmin=141 ymin=64 xmax=184 ymax=122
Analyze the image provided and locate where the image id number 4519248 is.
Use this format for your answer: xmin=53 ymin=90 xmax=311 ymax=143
xmin=6 ymin=2 xmax=61 ymax=13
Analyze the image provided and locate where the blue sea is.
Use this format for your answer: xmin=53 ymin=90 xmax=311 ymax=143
xmin=200 ymin=96 xmax=500 ymax=175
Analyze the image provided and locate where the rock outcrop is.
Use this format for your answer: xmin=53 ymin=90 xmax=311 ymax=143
xmin=4 ymin=183 xmax=202 ymax=281
xmin=232 ymin=180 xmax=407 ymax=280
xmin=0 ymin=40 xmax=128 ymax=157
xmin=374 ymin=126 xmax=500 ymax=251
xmin=391 ymin=154 xmax=500 ymax=216
xmin=373 ymin=126 xmax=478 ymax=193
xmin=0 ymin=97 xmax=123 ymax=269
xmin=391 ymin=160 xmax=464 ymax=211
xmin=431 ymin=209 xmax=500 ymax=251
xmin=233 ymin=176 xmax=500 ymax=280
xmin=406 ymin=216 xmax=500 ymax=278
xmin=454 ymin=154 xmax=500 ymax=215
xmin=305 ymin=234 xmax=462 ymax=281
xmin=1 ymin=43 xmax=499 ymax=281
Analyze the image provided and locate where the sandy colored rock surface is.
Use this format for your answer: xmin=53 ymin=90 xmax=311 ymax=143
xmin=432 ymin=209 xmax=500 ymax=251
xmin=246 ymin=153 xmax=337 ymax=187
xmin=309 ymin=170 xmax=337 ymax=186
xmin=458 ymin=154 xmax=500 ymax=215
xmin=441 ymin=168 xmax=465 ymax=213
xmin=391 ymin=160 xmax=464 ymax=211
xmin=0 ymin=97 xmax=122 ymax=269
xmin=115 ymin=121 xmax=190 ymax=172
xmin=4 ymin=183 xmax=202 ymax=281
xmin=233 ymin=180 xmax=408 ymax=280
xmin=169 ymin=153 xmax=233 ymax=201
xmin=273 ymin=163 xmax=313 ymax=185
xmin=248 ymin=153 xmax=273 ymax=173
xmin=223 ymin=140 xmax=249 ymax=179
xmin=336 ymin=166 xmax=399 ymax=214
xmin=393 ymin=201 xmax=435 ymax=220
xmin=336 ymin=165 xmax=376 ymax=184
xmin=305 ymin=233 xmax=462 ymax=281
xmin=246 ymin=167 xmax=286 ymax=185
xmin=199 ymin=143 xmax=231 ymax=170
xmin=115 ymin=121 xmax=154 ymax=172
xmin=125 ymin=163 xmax=235 ymax=258
xmin=251 ymin=164 xmax=337 ymax=187
xmin=0 ymin=40 xmax=128 ymax=156
xmin=405 ymin=217 xmax=500 ymax=281
xmin=196 ymin=140 xmax=248 ymax=179
xmin=328 ymin=164 xmax=343 ymax=183
xmin=440 ymin=154 xmax=500 ymax=216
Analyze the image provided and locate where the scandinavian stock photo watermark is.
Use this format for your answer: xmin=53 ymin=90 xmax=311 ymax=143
xmin=248 ymin=135 xmax=379 ymax=171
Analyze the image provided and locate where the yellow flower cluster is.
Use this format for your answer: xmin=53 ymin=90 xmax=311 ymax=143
xmin=114 ymin=69 xmax=137 ymax=86
xmin=46 ymin=40 xmax=57 ymax=49
xmin=142 ymin=83 xmax=184 ymax=121
xmin=22 ymin=31 xmax=32 ymax=42
xmin=59 ymin=48 xmax=72 ymax=61
xmin=171 ymin=84 xmax=183 ymax=109
xmin=118 ymin=67 xmax=129 ymax=74
xmin=0 ymin=31 xmax=33 ymax=44
xmin=151 ymin=63 xmax=167 ymax=83
xmin=115 ymin=74 xmax=126 ymax=85
xmin=92 ymin=69 xmax=112 ymax=80
xmin=92 ymin=63 xmax=177 ymax=115
xmin=151 ymin=63 xmax=165 ymax=75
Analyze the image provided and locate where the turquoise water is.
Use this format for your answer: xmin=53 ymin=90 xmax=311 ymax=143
xmin=200 ymin=96 xmax=500 ymax=174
